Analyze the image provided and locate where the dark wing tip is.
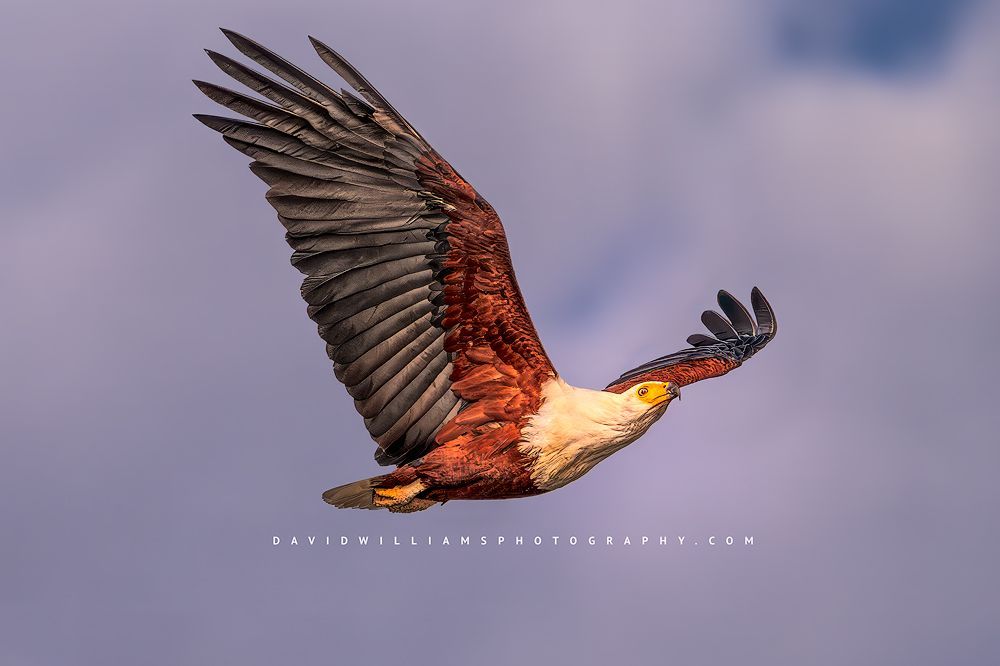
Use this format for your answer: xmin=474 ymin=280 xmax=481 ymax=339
xmin=219 ymin=29 xmax=253 ymax=53
xmin=690 ymin=287 xmax=777 ymax=357
xmin=219 ymin=28 xmax=251 ymax=45
xmin=700 ymin=309 xmax=739 ymax=341
xmin=220 ymin=28 xmax=269 ymax=59
xmin=308 ymin=35 xmax=346 ymax=59
xmin=717 ymin=289 xmax=757 ymax=336
xmin=192 ymin=113 xmax=237 ymax=132
xmin=191 ymin=112 xmax=215 ymax=127
xmin=204 ymin=48 xmax=228 ymax=65
xmin=307 ymin=35 xmax=339 ymax=62
xmin=686 ymin=333 xmax=719 ymax=347
xmin=750 ymin=286 xmax=777 ymax=337
xmin=608 ymin=288 xmax=776 ymax=390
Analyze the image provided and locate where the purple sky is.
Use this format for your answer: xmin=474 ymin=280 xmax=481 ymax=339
xmin=3 ymin=1 xmax=999 ymax=663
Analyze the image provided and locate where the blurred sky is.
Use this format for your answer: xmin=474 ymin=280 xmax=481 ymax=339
xmin=2 ymin=1 xmax=999 ymax=664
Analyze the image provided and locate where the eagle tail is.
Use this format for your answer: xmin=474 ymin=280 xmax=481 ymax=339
xmin=323 ymin=475 xmax=439 ymax=512
xmin=322 ymin=475 xmax=388 ymax=510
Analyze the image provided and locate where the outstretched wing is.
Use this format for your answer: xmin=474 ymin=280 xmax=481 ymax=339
xmin=606 ymin=288 xmax=776 ymax=392
xmin=195 ymin=30 xmax=555 ymax=466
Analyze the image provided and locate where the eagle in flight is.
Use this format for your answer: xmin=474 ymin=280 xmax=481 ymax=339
xmin=195 ymin=30 xmax=777 ymax=512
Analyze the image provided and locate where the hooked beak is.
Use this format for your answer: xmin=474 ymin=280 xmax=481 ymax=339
xmin=666 ymin=382 xmax=681 ymax=402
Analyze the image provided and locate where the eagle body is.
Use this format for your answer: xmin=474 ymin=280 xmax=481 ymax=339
xmin=518 ymin=377 xmax=671 ymax=492
xmin=195 ymin=30 xmax=778 ymax=512
xmin=346 ymin=377 xmax=674 ymax=511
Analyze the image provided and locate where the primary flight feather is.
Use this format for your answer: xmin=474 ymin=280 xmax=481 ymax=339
xmin=195 ymin=30 xmax=777 ymax=512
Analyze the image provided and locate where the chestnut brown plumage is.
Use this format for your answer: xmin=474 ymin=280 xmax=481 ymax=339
xmin=195 ymin=30 xmax=777 ymax=512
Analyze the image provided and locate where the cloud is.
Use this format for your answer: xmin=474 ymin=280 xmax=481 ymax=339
xmin=773 ymin=0 xmax=979 ymax=72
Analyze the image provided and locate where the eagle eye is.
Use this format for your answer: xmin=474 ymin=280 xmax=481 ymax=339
xmin=637 ymin=386 xmax=649 ymax=397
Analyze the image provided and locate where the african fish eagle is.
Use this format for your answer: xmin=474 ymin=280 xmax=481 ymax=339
xmin=195 ymin=30 xmax=777 ymax=512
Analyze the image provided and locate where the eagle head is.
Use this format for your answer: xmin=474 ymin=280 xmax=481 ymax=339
xmin=627 ymin=381 xmax=681 ymax=408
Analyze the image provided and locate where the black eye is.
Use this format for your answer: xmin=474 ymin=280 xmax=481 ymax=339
xmin=638 ymin=387 xmax=648 ymax=397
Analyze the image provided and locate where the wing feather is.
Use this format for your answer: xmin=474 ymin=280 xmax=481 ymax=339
xmin=717 ymin=289 xmax=756 ymax=336
xmin=197 ymin=31 xmax=554 ymax=466
xmin=607 ymin=289 xmax=776 ymax=391
xmin=317 ymin=286 xmax=435 ymax=344
xmin=346 ymin=327 xmax=445 ymax=400
xmin=354 ymin=341 xmax=447 ymax=417
xmin=308 ymin=272 xmax=434 ymax=326
xmin=363 ymin=354 xmax=452 ymax=438
xmin=332 ymin=312 xmax=436 ymax=384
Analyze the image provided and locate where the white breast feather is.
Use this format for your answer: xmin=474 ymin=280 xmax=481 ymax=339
xmin=518 ymin=377 xmax=668 ymax=491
